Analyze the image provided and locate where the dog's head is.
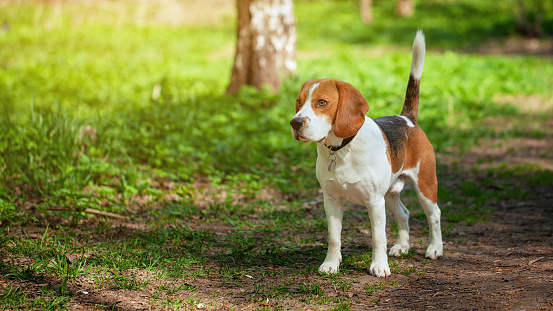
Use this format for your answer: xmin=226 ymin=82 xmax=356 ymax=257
xmin=290 ymin=78 xmax=369 ymax=143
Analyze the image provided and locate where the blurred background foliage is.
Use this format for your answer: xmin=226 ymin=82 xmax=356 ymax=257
xmin=0 ymin=0 xmax=552 ymax=219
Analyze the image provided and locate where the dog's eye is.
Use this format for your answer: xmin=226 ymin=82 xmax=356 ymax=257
xmin=296 ymin=99 xmax=301 ymax=106
xmin=316 ymin=100 xmax=327 ymax=108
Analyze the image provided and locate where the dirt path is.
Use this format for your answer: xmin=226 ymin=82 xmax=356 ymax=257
xmin=366 ymin=142 xmax=553 ymax=310
xmin=371 ymin=196 xmax=553 ymax=310
xmin=182 ymin=187 xmax=553 ymax=310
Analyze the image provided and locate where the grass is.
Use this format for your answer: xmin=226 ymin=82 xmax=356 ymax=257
xmin=364 ymin=281 xmax=386 ymax=294
xmin=1 ymin=0 xmax=553 ymax=309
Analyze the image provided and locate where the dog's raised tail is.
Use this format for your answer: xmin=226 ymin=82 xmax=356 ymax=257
xmin=401 ymin=30 xmax=425 ymax=123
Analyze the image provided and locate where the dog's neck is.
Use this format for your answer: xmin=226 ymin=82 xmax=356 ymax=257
xmin=322 ymin=130 xmax=343 ymax=149
xmin=321 ymin=130 xmax=359 ymax=154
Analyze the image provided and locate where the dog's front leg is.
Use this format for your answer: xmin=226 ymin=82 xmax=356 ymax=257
xmin=319 ymin=194 xmax=343 ymax=274
xmin=368 ymin=197 xmax=391 ymax=277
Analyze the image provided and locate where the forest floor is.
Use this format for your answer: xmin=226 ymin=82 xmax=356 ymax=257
xmin=2 ymin=133 xmax=552 ymax=311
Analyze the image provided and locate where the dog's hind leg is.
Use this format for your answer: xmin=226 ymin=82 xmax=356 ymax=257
xmin=386 ymin=179 xmax=410 ymax=256
xmin=418 ymin=194 xmax=443 ymax=259
xmin=413 ymin=168 xmax=443 ymax=259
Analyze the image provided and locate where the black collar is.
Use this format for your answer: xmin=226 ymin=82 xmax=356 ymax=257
xmin=324 ymin=134 xmax=357 ymax=152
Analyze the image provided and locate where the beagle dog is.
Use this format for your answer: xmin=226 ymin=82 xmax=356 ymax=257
xmin=290 ymin=31 xmax=443 ymax=277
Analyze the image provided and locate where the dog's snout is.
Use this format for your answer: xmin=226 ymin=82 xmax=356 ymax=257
xmin=290 ymin=117 xmax=304 ymax=130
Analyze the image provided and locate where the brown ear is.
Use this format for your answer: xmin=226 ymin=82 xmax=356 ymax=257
xmin=334 ymin=80 xmax=369 ymax=138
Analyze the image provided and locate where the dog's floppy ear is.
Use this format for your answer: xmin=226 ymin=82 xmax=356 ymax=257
xmin=333 ymin=80 xmax=369 ymax=138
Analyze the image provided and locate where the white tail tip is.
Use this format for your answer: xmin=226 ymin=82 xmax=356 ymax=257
xmin=410 ymin=30 xmax=425 ymax=80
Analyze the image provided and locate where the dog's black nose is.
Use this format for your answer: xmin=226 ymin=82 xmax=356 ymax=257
xmin=290 ymin=117 xmax=304 ymax=130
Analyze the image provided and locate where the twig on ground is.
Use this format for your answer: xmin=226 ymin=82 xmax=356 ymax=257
xmin=47 ymin=206 xmax=128 ymax=220
xmin=528 ymin=257 xmax=545 ymax=265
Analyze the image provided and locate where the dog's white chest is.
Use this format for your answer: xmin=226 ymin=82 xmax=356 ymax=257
xmin=315 ymin=119 xmax=392 ymax=205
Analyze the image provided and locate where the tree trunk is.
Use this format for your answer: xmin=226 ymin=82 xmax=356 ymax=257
xmin=360 ymin=0 xmax=373 ymax=24
xmin=514 ymin=0 xmax=546 ymax=38
xmin=396 ymin=0 xmax=414 ymax=17
xmin=226 ymin=0 xmax=296 ymax=94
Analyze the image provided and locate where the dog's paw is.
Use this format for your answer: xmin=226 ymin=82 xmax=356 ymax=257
xmin=369 ymin=262 xmax=391 ymax=278
xmin=389 ymin=244 xmax=410 ymax=257
xmin=319 ymin=262 xmax=340 ymax=274
xmin=425 ymin=243 xmax=443 ymax=259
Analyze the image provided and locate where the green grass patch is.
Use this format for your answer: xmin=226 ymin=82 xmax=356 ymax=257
xmin=364 ymin=281 xmax=386 ymax=294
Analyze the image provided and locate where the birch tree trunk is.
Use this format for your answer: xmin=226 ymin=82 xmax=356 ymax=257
xmin=360 ymin=0 xmax=373 ymax=24
xmin=396 ymin=0 xmax=414 ymax=17
xmin=226 ymin=0 xmax=296 ymax=94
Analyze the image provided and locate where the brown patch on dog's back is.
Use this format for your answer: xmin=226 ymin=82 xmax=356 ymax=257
xmin=374 ymin=116 xmax=411 ymax=173
xmin=375 ymin=117 xmax=438 ymax=202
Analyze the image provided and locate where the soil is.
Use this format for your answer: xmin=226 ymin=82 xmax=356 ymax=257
xmin=369 ymin=196 xmax=553 ymax=310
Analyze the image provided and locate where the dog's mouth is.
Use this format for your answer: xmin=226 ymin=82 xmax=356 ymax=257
xmin=294 ymin=133 xmax=308 ymax=142
xmin=293 ymin=131 xmax=325 ymax=143
xmin=293 ymin=130 xmax=308 ymax=142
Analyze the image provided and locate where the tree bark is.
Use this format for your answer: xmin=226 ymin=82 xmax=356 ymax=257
xmin=396 ymin=0 xmax=414 ymax=17
xmin=360 ymin=0 xmax=373 ymax=24
xmin=226 ymin=0 xmax=296 ymax=94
